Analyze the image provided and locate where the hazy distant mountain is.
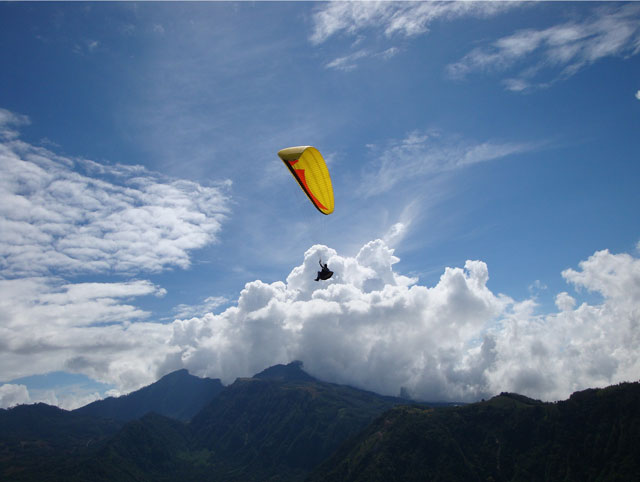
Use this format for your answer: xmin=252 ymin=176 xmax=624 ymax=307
xmin=73 ymin=369 xmax=224 ymax=422
xmin=307 ymin=383 xmax=640 ymax=482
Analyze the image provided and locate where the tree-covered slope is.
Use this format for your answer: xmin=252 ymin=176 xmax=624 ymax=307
xmin=4 ymin=364 xmax=638 ymax=482
xmin=307 ymin=383 xmax=640 ymax=482
xmin=0 ymin=403 xmax=122 ymax=481
xmin=189 ymin=363 xmax=404 ymax=481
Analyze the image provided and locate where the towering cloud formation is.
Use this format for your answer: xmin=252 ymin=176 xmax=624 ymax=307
xmin=2 ymin=238 xmax=638 ymax=407
xmin=167 ymin=241 xmax=640 ymax=403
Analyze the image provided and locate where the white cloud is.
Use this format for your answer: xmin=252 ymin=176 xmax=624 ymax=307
xmin=0 ymin=276 xmax=175 ymax=388
xmin=0 ymin=107 xmax=30 ymax=141
xmin=0 ymin=383 xmax=30 ymax=408
xmin=0 ymin=379 xmax=106 ymax=410
xmin=325 ymin=46 xmax=401 ymax=71
xmin=310 ymin=1 xmax=518 ymax=45
xmin=159 ymin=240 xmax=640 ymax=403
xmin=448 ymin=4 xmax=640 ymax=91
xmin=0 ymin=108 xmax=231 ymax=401
xmin=326 ymin=49 xmax=370 ymax=71
xmin=635 ymin=90 xmax=640 ymax=100
xmin=2 ymin=238 xmax=639 ymax=405
xmin=357 ymin=129 xmax=535 ymax=198
xmin=0 ymin=112 xmax=231 ymax=277
xmin=312 ymin=1 xmax=518 ymax=72
xmin=172 ymin=296 xmax=228 ymax=320
xmin=555 ymin=292 xmax=576 ymax=312
xmin=562 ymin=248 xmax=640 ymax=304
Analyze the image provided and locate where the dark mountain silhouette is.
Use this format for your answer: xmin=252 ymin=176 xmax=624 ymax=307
xmin=1 ymin=362 xmax=406 ymax=481
xmin=2 ymin=363 xmax=639 ymax=482
xmin=0 ymin=403 xmax=122 ymax=480
xmin=71 ymin=413 xmax=193 ymax=482
xmin=307 ymin=382 xmax=640 ymax=482
xmin=73 ymin=368 xmax=223 ymax=422
xmin=253 ymin=360 xmax=316 ymax=382
xmin=1 ymin=368 xmax=222 ymax=481
xmin=187 ymin=361 xmax=405 ymax=481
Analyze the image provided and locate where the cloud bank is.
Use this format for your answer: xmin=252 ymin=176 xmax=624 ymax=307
xmin=2 ymin=238 xmax=639 ymax=407
xmin=166 ymin=240 xmax=640 ymax=403
xmin=447 ymin=4 xmax=640 ymax=91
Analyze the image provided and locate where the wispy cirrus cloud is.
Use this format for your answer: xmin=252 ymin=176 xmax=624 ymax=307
xmin=310 ymin=1 xmax=518 ymax=45
xmin=357 ymin=130 xmax=536 ymax=198
xmin=325 ymin=47 xmax=399 ymax=71
xmin=0 ymin=109 xmax=231 ymax=278
xmin=0 ymin=107 xmax=30 ymax=141
xmin=311 ymin=1 xmax=519 ymax=71
xmin=447 ymin=3 xmax=640 ymax=91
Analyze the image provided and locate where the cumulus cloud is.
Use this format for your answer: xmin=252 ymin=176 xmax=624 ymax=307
xmin=0 ymin=111 xmax=231 ymax=277
xmin=636 ymin=90 xmax=640 ymax=101
xmin=310 ymin=1 xmax=518 ymax=45
xmin=357 ymin=130 xmax=535 ymax=198
xmin=447 ymin=4 xmax=640 ymax=91
xmin=0 ymin=379 xmax=108 ymax=410
xmin=2 ymin=237 xmax=639 ymax=405
xmin=172 ymin=296 xmax=228 ymax=320
xmin=158 ymin=240 xmax=640 ymax=403
xmin=0 ymin=383 xmax=30 ymax=408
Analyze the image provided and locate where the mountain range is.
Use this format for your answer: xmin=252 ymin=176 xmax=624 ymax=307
xmin=1 ymin=362 xmax=638 ymax=481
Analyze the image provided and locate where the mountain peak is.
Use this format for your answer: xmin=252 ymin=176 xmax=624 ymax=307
xmin=157 ymin=368 xmax=190 ymax=382
xmin=253 ymin=361 xmax=316 ymax=382
xmin=73 ymin=369 xmax=223 ymax=422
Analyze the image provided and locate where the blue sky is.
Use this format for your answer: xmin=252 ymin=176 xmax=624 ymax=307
xmin=1 ymin=1 xmax=639 ymax=408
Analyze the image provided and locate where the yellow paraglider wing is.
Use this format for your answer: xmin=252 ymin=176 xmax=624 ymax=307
xmin=278 ymin=146 xmax=334 ymax=215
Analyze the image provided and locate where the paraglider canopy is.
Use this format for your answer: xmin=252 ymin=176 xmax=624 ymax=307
xmin=278 ymin=146 xmax=334 ymax=215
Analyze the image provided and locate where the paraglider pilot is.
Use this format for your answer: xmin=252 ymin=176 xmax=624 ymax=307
xmin=315 ymin=259 xmax=333 ymax=281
